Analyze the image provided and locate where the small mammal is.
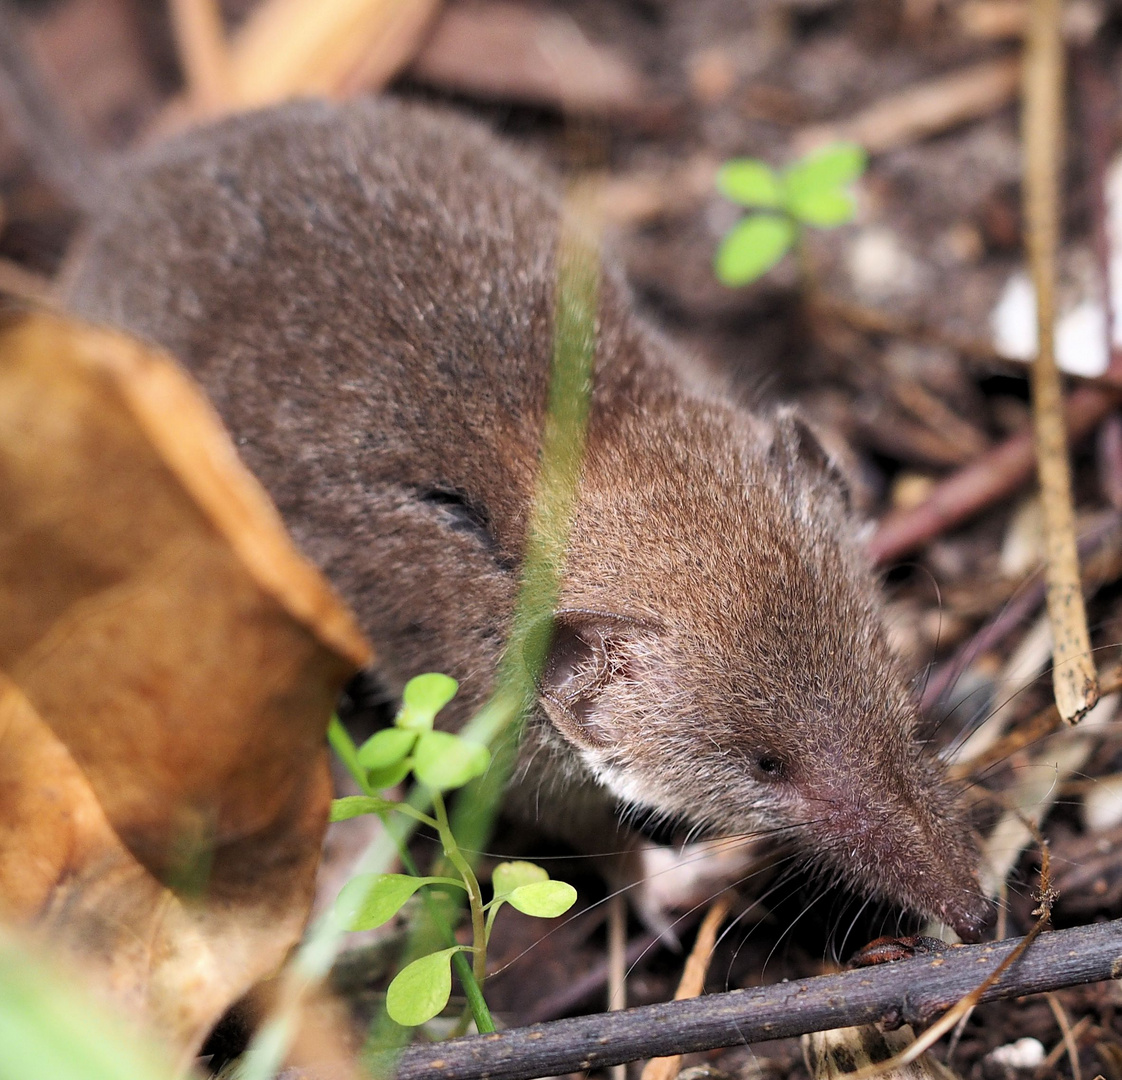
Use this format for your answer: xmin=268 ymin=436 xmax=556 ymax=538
xmin=23 ymin=90 xmax=988 ymax=940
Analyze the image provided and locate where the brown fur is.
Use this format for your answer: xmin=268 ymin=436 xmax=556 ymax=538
xmin=57 ymin=97 xmax=989 ymax=940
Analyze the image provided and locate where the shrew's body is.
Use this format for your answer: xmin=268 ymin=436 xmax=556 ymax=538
xmin=59 ymin=97 xmax=989 ymax=939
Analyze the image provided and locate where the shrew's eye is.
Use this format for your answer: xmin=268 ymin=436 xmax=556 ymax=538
xmin=756 ymin=756 xmax=784 ymax=779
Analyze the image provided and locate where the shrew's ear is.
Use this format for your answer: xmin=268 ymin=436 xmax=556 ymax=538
xmin=769 ymin=406 xmax=853 ymax=510
xmin=531 ymin=610 xmax=652 ymax=751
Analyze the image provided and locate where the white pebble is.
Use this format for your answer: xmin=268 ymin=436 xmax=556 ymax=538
xmin=987 ymin=1037 xmax=1046 ymax=1070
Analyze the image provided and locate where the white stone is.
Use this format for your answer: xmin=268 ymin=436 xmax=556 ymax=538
xmin=987 ymin=1037 xmax=1046 ymax=1070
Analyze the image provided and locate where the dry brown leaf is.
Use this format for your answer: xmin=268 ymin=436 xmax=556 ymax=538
xmin=0 ymin=312 xmax=371 ymax=1062
xmin=409 ymin=0 xmax=650 ymax=116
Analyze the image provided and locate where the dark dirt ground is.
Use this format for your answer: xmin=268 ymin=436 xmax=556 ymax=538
xmin=8 ymin=1 xmax=1122 ymax=1077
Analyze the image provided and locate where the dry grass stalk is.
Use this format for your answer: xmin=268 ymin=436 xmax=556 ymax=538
xmin=803 ymin=1024 xmax=960 ymax=1078
xmin=168 ymin=0 xmax=232 ymax=117
xmin=228 ymin=0 xmax=442 ymax=108
xmin=608 ymin=893 xmax=627 ymax=1080
xmin=1022 ymin=0 xmax=1099 ymax=722
xmin=794 ymin=57 xmax=1020 ymax=156
xmin=1045 ymin=992 xmax=1084 ymax=1080
xmin=833 ymin=859 xmax=1056 ymax=1080
xmin=640 ymin=895 xmax=731 ymax=1080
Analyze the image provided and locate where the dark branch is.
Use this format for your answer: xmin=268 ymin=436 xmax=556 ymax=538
xmin=393 ymin=919 xmax=1122 ymax=1080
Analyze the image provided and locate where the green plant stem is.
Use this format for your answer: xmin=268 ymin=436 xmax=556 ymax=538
xmin=386 ymin=803 xmax=440 ymax=832
xmin=327 ymin=717 xmax=495 ymax=1035
xmin=484 ymin=903 xmax=501 ymax=946
xmin=431 ymin=793 xmax=487 ymax=992
xmin=793 ymin=223 xmax=816 ymax=295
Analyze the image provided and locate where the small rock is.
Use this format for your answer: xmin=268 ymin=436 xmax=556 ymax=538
xmin=985 ymin=1037 xmax=1045 ymax=1070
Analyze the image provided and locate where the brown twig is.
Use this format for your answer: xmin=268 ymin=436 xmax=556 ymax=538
xmin=795 ymin=56 xmax=1021 ymax=156
xmin=392 ymin=920 xmax=1122 ymax=1080
xmin=869 ymin=386 xmax=1121 ymax=565
xmin=797 ymin=821 xmax=1054 ymax=1080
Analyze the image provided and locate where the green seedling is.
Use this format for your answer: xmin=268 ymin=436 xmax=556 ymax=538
xmin=714 ymin=142 xmax=866 ymax=287
xmin=330 ymin=674 xmax=576 ymax=1030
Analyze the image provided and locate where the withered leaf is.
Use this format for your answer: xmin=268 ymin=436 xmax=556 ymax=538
xmin=0 ymin=312 xmax=372 ymax=1060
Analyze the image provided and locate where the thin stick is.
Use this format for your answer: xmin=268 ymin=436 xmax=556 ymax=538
xmin=795 ymin=57 xmax=1021 ymax=155
xmin=608 ymin=893 xmax=627 ymax=1080
xmin=831 ymin=827 xmax=1056 ymax=1080
xmin=1045 ymin=992 xmax=1084 ymax=1080
xmin=1037 ymin=1015 xmax=1091 ymax=1074
xmin=1022 ymin=0 xmax=1099 ymax=722
xmin=229 ymin=0 xmax=441 ymax=107
xmin=393 ymin=919 xmax=1122 ymax=1080
xmin=870 ymin=384 xmax=1121 ymax=564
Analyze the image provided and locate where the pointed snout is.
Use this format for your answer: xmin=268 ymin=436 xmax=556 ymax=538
xmin=802 ymin=780 xmax=991 ymax=942
xmin=935 ymin=888 xmax=994 ymax=943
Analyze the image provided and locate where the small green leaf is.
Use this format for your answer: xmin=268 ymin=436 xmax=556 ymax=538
xmin=786 ymin=187 xmax=856 ymax=227
xmin=386 ymin=947 xmax=465 ymax=1026
xmin=716 ymin=159 xmax=783 ymax=208
xmin=329 ymin=795 xmax=396 ymax=822
xmin=358 ymin=728 xmax=417 ymax=770
xmin=782 ymin=142 xmax=866 ymax=196
xmin=365 ymin=759 xmax=414 ymax=790
xmin=396 ymin=673 xmax=459 ymax=732
xmin=714 ymin=214 xmax=796 ymax=286
xmin=507 ymin=880 xmax=578 ymax=918
xmin=412 ymin=730 xmax=490 ymax=791
xmin=492 ymin=861 xmax=548 ymax=899
xmin=335 ymin=873 xmax=428 ymax=930
xmin=356 ymin=728 xmax=418 ymax=788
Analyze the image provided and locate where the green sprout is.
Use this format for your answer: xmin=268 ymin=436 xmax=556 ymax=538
xmin=714 ymin=142 xmax=867 ymax=287
xmin=330 ymin=674 xmax=576 ymax=1030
